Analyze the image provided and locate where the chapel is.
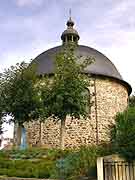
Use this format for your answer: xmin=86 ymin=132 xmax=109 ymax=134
xmin=15 ymin=17 xmax=132 ymax=148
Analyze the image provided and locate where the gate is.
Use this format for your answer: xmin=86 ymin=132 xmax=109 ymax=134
xmin=103 ymin=161 xmax=135 ymax=180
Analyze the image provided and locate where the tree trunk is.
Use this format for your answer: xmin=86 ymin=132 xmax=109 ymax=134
xmin=13 ymin=123 xmax=17 ymax=146
xmin=39 ymin=121 xmax=42 ymax=147
xmin=60 ymin=118 xmax=66 ymax=150
xmin=16 ymin=125 xmax=22 ymax=147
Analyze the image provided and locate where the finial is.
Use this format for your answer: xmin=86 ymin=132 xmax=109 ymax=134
xmin=69 ymin=8 xmax=72 ymax=20
xmin=67 ymin=9 xmax=74 ymax=27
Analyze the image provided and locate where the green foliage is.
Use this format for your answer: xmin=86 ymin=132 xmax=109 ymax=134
xmin=111 ymin=107 xmax=135 ymax=160
xmin=0 ymin=146 xmax=111 ymax=179
xmin=0 ymin=77 xmax=6 ymax=135
xmin=40 ymin=44 xmax=94 ymax=148
xmin=0 ymin=147 xmax=69 ymax=160
xmin=54 ymin=145 xmax=111 ymax=180
xmin=41 ymin=45 xmax=94 ymax=120
xmin=0 ymin=62 xmax=42 ymax=125
xmin=129 ymin=93 xmax=135 ymax=107
xmin=0 ymin=45 xmax=94 ymax=148
xmin=0 ymin=159 xmax=54 ymax=178
xmin=0 ymin=120 xmax=3 ymax=135
xmin=0 ymin=104 xmax=3 ymax=135
xmin=0 ymin=148 xmax=68 ymax=178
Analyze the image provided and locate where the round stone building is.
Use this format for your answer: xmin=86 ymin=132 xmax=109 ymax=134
xmin=17 ymin=17 xmax=132 ymax=149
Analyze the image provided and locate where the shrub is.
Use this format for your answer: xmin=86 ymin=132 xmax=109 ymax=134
xmin=54 ymin=145 xmax=111 ymax=180
xmin=0 ymin=146 xmax=111 ymax=179
xmin=0 ymin=158 xmax=55 ymax=178
xmin=111 ymin=107 xmax=135 ymax=160
xmin=0 ymin=147 xmax=70 ymax=160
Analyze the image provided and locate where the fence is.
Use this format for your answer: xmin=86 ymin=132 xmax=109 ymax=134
xmin=104 ymin=161 xmax=135 ymax=180
xmin=97 ymin=155 xmax=135 ymax=180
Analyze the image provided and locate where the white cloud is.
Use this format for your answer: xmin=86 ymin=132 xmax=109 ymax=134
xmin=1 ymin=0 xmax=135 ymax=93
xmin=110 ymin=0 xmax=135 ymax=14
xmin=79 ymin=1 xmax=135 ymax=92
xmin=103 ymin=32 xmax=135 ymax=92
xmin=15 ymin=0 xmax=44 ymax=7
xmin=0 ymin=40 xmax=60 ymax=73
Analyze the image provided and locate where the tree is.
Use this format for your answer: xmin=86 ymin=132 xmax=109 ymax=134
xmin=41 ymin=45 xmax=94 ymax=149
xmin=0 ymin=103 xmax=3 ymax=135
xmin=0 ymin=62 xmax=42 ymax=146
xmin=111 ymin=107 xmax=135 ymax=160
xmin=0 ymin=115 xmax=3 ymax=136
xmin=0 ymin=76 xmax=6 ymax=136
xmin=129 ymin=93 xmax=135 ymax=107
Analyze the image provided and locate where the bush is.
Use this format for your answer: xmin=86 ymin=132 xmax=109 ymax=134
xmin=54 ymin=145 xmax=111 ymax=180
xmin=6 ymin=148 xmax=47 ymax=159
xmin=0 ymin=168 xmax=8 ymax=176
xmin=0 ymin=146 xmax=111 ymax=179
xmin=0 ymin=158 xmax=55 ymax=178
xmin=111 ymin=107 xmax=135 ymax=160
xmin=0 ymin=147 xmax=70 ymax=160
xmin=0 ymin=147 xmax=72 ymax=178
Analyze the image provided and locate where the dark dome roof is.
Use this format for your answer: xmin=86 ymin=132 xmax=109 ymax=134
xmin=34 ymin=45 xmax=132 ymax=94
xmin=34 ymin=45 xmax=121 ymax=78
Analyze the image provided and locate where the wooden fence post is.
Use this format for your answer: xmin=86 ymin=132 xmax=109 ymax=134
xmin=97 ymin=157 xmax=104 ymax=180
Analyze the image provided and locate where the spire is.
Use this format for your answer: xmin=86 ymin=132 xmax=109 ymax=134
xmin=69 ymin=8 xmax=71 ymax=19
xmin=66 ymin=9 xmax=74 ymax=27
xmin=61 ymin=11 xmax=80 ymax=45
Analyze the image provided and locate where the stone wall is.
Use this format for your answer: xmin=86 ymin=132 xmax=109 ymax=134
xmin=24 ymin=76 xmax=128 ymax=148
xmin=95 ymin=77 xmax=128 ymax=143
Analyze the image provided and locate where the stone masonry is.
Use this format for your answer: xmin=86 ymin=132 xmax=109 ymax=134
xmin=24 ymin=76 xmax=128 ymax=148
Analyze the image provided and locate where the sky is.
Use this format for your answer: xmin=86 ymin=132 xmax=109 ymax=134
xmin=0 ymin=0 xmax=135 ymax=138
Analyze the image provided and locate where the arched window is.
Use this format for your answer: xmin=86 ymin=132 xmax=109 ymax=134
xmin=63 ymin=37 xmax=66 ymax=43
xmin=67 ymin=35 xmax=72 ymax=41
xmin=73 ymin=36 xmax=76 ymax=42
